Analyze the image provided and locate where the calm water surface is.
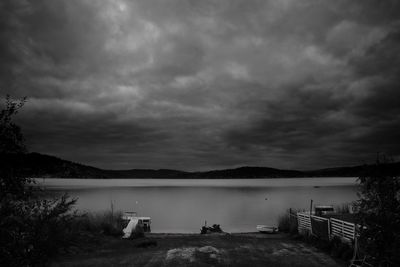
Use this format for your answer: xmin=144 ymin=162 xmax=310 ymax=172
xmin=36 ymin=178 xmax=358 ymax=233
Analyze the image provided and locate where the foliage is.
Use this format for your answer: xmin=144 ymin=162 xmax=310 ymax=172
xmin=329 ymin=236 xmax=353 ymax=261
xmin=0 ymin=96 xmax=78 ymax=266
xmin=333 ymin=203 xmax=351 ymax=214
xmin=277 ymin=210 xmax=298 ymax=234
xmin=0 ymin=95 xmax=30 ymax=200
xmin=0 ymin=195 xmax=78 ymax=266
xmin=355 ymin=159 xmax=400 ymax=266
xmin=0 ymin=95 xmax=26 ymax=155
xmin=76 ymin=210 xmax=125 ymax=237
xmin=299 ymin=234 xmax=353 ymax=263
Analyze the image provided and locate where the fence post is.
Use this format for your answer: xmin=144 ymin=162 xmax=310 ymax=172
xmin=327 ymin=218 xmax=331 ymax=240
xmin=342 ymin=220 xmax=344 ymax=238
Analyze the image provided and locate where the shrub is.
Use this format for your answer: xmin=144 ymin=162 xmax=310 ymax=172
xmin=75 ymin=210 xmax=125 ymax=237
xmin=330 ymin=239 xmax=352 ymax=260
xmin=296 ymin=231 xmax=353 ymax=264
xmin=277 ymin=214 xmax=290 ymax=232
xmin=340 ymin=245 xmax=353 ymax=261
xmin=277 ymin=210 xmax=298 ymax=234
xmin=0 ymin=96 xmax=78 ymax=266
xmin=355 ymin=159 xmax=400 ymax=266
xmin=0 ymin=194 xmax=77 ymax=266
xmin=334 ymin=203 xmax=351 ymax=214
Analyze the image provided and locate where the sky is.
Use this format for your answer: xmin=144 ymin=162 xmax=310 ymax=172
xmin=1 ymin=0 xmax=400 ymax=171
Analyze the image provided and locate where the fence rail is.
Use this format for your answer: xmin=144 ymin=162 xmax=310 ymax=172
xmin=330 ymin=218 xmax=355 ymax=241
xmin=296 ymin=212 xmax=356 ymax=242
xmin=297 ymin=212 xmax=311 ymax=230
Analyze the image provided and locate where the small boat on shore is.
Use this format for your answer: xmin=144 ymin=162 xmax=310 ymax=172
xmin=256 ymin=225 xmax=277 ymax=234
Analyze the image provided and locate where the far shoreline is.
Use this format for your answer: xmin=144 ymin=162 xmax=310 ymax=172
xmin=10 ymin=152 xmax=398 ymax=179
xmin=32 ymin=176 xmax=359 ymax=179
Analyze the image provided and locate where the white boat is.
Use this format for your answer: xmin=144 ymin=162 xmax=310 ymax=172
xmin=122 ymin=211 xmax=151 ymax=238
xmin=256 ymin=225 xmax=277 ymax=233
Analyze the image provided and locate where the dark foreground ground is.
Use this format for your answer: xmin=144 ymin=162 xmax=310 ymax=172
xmin=51 ymin=233 xmax=345 ymax=267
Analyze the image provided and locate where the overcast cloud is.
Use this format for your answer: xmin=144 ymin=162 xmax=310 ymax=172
xmin=1 ymin=0 xmax=399 ymax=170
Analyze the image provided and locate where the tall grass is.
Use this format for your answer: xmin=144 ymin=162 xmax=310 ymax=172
xmin=75 ymin=210 xmax=126 ymax=237
xmin=333 ymin=203 xmax=351 ymax=214
xmin=277 ymin=209 xmax=298 ymax=234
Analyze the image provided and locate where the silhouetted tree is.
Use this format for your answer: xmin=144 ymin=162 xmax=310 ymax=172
xmin=0 ymin=95 xmax=31 ymax=200
xmin=0 ymin=96 xmax=77 ymax=266
xmin=0 ymin=95 xmax=26 ymax=153
xmin=356 ymin=157 xmax=400 ymax=266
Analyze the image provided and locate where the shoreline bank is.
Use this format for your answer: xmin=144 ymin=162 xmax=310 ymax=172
xmin=51 ymin=232 xmax=345 ymax=267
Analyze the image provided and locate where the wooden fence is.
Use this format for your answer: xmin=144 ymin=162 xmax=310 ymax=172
xmin=330 ymin=217 xmax=356 ymax=241
xmin=310 ymin=215 xmax=330 ymax=240
xmin=297 ymin=212 xmax=312 ymax=231
xmin=296 ymin=212 xmax=356 ymax=243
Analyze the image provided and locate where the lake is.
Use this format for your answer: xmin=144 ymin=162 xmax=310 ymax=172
xmin=36 ymin=177 xmax=359 ymax=233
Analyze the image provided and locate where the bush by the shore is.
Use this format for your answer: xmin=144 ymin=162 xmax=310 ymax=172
xmin=277 ymin=210 xmax=298 ymax=235
xmin=299 ymin=234 xmax=353 ymax=263
xmin=0 ymin=193 xmax=79 ymax=266
xmin=76 ymin=210 xmax=125 ymax=237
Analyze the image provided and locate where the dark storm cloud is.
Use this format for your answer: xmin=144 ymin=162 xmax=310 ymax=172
xmin=1 ymin=0 xmax=399 ymax=170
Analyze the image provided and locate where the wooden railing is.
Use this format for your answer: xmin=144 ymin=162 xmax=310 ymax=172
xmin=297 ymin=212 xmax=312 ymax=231
xmin=330 ymin=218 xmax=356 ymax=241
xmin=296 ymin=212 xmax=356 ymax=242
xmin=311 ymin=215 xmax=330 ymax=240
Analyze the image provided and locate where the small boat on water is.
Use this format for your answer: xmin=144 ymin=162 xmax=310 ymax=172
xmin=122 ymin=211 xmax=151 ymax=238
xmin=256 ymin=225 xmax=277 ymax=233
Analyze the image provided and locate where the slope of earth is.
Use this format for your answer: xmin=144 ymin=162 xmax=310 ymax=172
xmin=51 ymin=233 xmax=345 ymax=267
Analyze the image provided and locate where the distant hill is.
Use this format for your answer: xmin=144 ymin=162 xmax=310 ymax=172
xmin=1 ymin=153 xmax=107 ymax=178
xmin=189 ymin=166 xmax=304 ymax=178
xmin=1 ymin=152 xmax=399 ymax=178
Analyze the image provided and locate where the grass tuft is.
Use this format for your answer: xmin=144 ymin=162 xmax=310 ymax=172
xmin=277 ymin=210 xmax=298 ymax=234
xmin=75 ymin=210 xmax=126 ymax=237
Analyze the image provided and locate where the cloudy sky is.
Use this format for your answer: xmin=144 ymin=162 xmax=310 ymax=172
xmin=1 ymin=0 xmax=399 ymax=170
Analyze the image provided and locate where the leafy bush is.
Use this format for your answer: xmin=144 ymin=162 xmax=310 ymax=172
xmin=77 ymin=210 xmax=125 ymax=237
xmin=355 ymin=159 xmax=400 ymax=266
xmin=329 ymin=237 xmax=352 ymax=260
xmin=0 ymin=96 xmax=78 ymax=266
xmin=298 ymin=234 xmax=353 ymax=263
xmin=277 ymin=210 xmax=298 ymax=234
xmin=0 ymin=193 xmax=78 ymax=266
xmin=333 ymin=203 xmax=351 ymax=214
